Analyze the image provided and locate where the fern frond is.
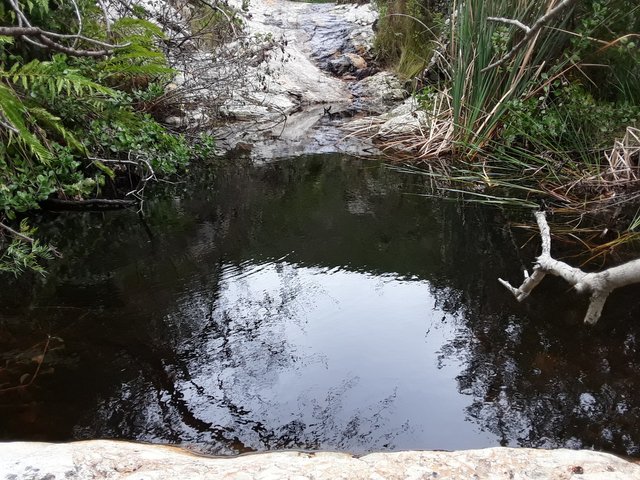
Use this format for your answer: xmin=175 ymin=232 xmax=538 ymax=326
xmin=3 ymin=58 xmax=117 ymax=100
xmin=108 ymin=49 xmax=166 ymax=62
xmin=0 ymin=83 xmax=52 ymax=163
xmin=29 ymin=107 xmax=86 ymax=153
xmin=23 ymin=0 xmax=49 ymax=15
xmin=113 ymin=17 xmax=165 ymax=41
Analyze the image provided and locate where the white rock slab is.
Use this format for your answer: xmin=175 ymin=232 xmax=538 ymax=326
xmin=1 ymin=441 xmax=639 ymax=480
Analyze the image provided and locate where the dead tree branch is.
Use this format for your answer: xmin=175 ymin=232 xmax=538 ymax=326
xmin=481 ymin=0 xmax=577 ymax=72
xmin=0 ymin=335 xmax=52 ymax=393
xmin=1 ymin=0 xmax=130 ymax=57
xmin=0 ymin=221 xmax=62 ymax=257
xmin=499 ymin=211 xmax=640 ymax=325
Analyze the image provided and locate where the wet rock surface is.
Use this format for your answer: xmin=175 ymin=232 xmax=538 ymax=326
xmin=2 ymin=441 xmax=640 ymax=479
xmin=208 ymin=0 xmax=404 ymax=158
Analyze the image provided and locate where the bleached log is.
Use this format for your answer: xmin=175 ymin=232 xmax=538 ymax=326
xmin=499 ymin=211 xmax=640 ymax=324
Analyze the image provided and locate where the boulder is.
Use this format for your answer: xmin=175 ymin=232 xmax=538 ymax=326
xmin=351 ymin=71 xmax=407 ymax=114
xmin=329 ymin=52 xmax=368 ymax=76
xmin=344 ymin=52 xmax=367 ymax=70
xmin=329 ymin=54 xmax=353 ymax=76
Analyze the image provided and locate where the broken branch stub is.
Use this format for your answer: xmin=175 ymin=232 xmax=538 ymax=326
xmin=499 ymin=211 xmax=640 ymax=325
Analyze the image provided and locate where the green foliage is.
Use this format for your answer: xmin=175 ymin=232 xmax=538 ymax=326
xmin=0 ymin=145 xmax=94 ymax=219
xmin=450 ymin=0 xmax=573 ymax=148
xmin=374 ymin=0 xmax=640 ymax=246
xmin=570 ymin=0 xmax=640 ymax=104
xmin=417 ymin=0 xmax=640 ymax=179
xmin=0 ymin=220 xmax=54 ymax=276
xmin=88 ymin=114 xmax=191 ymax=174
xmin=98 ymin=18 xmax=174 ymax=87
xmin=4 ymin=56 xmax=116 ymax=99
xmin=502 ymin=83 xmax=640 ymax=154
xmin=0 ymin=0 xmax=213 ymax=276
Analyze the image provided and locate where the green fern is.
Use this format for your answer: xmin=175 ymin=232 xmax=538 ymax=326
xmin=112 ymin=17 xmax=165 ymax=44
xmin=0 ymin=2 xmax=198 ymax=277
xmin=29 ymin=107 xmax=86 ymax=153
xmin=4 ymin=57 xmax=117 ymax=100
xmin=23 ymin=0 xmax=50 ymax=15
xmin=98 ymin=27 xmax=174 ymax=83
xmin=0 ymin=83 xmax=52 ymax=162
xmin=0 ymin=219 xmax=54 ymax=277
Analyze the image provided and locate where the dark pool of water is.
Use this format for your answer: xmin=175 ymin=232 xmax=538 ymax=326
xmin=1 ymin=154 xmax=640 ymax=456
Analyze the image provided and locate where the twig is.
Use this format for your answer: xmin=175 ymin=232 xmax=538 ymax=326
xmin=69 ymin=0 xmax=83 ymax=48
xmin=0 ymin=335 xmax=51 ymax=393
xmin=96 ymin=0 xmax=112 ymax=39
xmin=0 ymin=27 xmax=130 ymax=56
xmin=41 ymin=198 xmax=137 ymax=208
xmin=0 ymin=221 xmax=37 ymax=245
xmin=481 ymin=0 xmax=577 ymax=72
xmin=486 ymin=17 xmax=530 ymax=33
xmin=194 ymin=0 xmax=239 ymax=39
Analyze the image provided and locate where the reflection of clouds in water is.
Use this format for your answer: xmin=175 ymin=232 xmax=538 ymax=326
xmin=301 ymin=382 xmax=409 ymax=450
xmin=79 ymin=260 xmax=487 ymax=454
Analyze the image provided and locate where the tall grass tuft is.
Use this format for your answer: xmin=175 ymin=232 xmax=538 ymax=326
xmin=449 ymin=0 xmax=572 ymax=151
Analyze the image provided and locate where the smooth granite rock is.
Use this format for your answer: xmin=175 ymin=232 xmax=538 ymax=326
xmin=1 ymin=441 xmax=639 ymax=480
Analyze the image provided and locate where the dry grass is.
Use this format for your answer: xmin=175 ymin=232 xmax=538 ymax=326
xmin=606 ymin=127 xmax=640 ymax=182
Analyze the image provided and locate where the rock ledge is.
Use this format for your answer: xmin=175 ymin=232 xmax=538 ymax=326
xmin=2 ymin=441 xmax=640 ymax=479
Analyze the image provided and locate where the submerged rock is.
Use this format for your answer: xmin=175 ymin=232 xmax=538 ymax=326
xmin=2 ymin=441 xmax=639 ymax=479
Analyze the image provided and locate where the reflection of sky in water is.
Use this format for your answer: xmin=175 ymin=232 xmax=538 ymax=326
xmin=174 ymin=260 xmax=493 ymax=453
xmin=5 ymin=155 xmax=640 ymax=456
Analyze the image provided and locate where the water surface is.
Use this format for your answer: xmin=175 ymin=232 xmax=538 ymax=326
xmin=1 ymin=154 xmax=639 ymax=456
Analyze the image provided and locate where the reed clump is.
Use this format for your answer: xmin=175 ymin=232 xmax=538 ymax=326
xmin=365 ymin=0 xmax=640 ymax=255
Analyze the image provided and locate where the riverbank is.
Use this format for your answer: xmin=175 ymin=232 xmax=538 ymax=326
xmin=347 ymin=0 xmax=640 ymax=253
xmin=3 ymin=440 xmax=640 ymax=479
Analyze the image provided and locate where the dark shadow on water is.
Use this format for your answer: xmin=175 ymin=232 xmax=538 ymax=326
xmin=0 ymin=154 xmax=639 ymax=456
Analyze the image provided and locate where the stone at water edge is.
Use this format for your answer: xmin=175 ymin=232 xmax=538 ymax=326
xmin=345 ymin=52 xmax=367 ymax=70
xmin=1 ymin=441 xmax=640 ymax=479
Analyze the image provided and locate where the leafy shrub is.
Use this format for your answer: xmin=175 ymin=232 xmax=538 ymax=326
xmin=87 ymin=114 xmax=191 ymax=174
xmin=502 ymin=83 xmax=640 ymax=153
xmin=0 ymin=0 xmax=214 ymax=275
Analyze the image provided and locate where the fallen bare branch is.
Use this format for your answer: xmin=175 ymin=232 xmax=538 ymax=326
xmin=499 ymin=211 xmax=640 ymax=324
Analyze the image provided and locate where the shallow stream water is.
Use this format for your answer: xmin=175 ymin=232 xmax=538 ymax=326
xmin=1 ymin=154 xmax=640 ymax=457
